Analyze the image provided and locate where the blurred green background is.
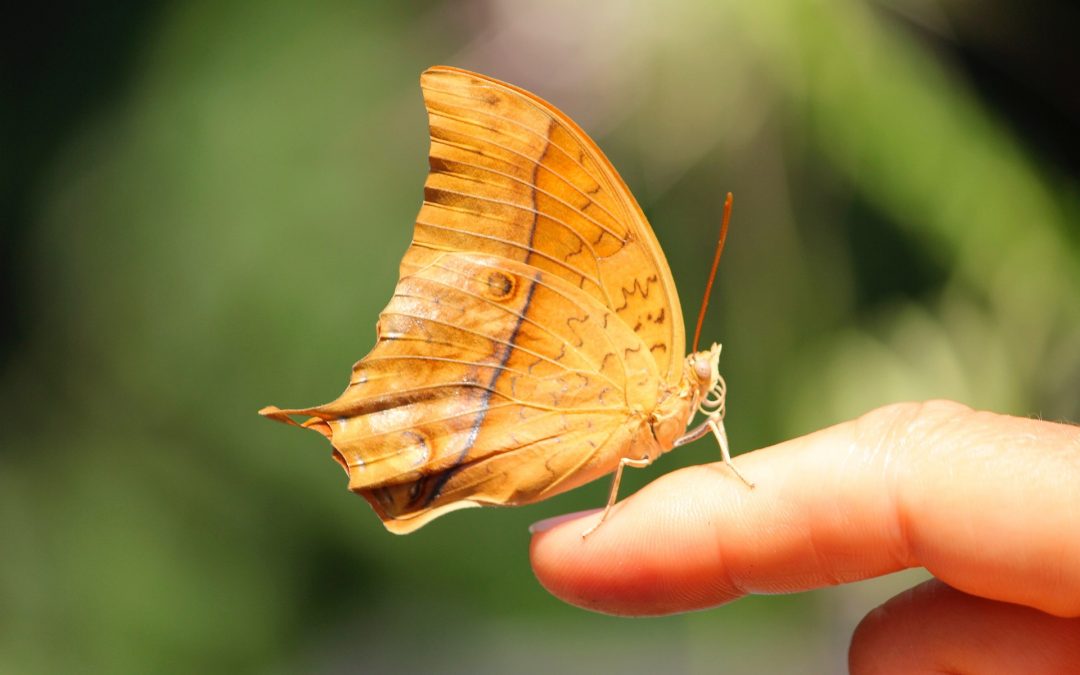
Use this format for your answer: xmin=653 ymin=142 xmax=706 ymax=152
xmin=4 ymin=1 xmax=1079 ymax=673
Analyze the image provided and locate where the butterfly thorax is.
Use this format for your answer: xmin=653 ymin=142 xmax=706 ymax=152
xmin=648 ymin=343 xmax=724 ymax=453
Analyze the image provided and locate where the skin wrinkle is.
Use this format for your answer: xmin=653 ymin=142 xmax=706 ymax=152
xmin=845 ymin=404 xmax=917 ymax=573
xmin=884 ymin=401 xmax=969 ymax=572
xmin=876 ymin=431 xmax=918 ymax=571
xmin=841 ymin=429 xmax=900 ymax=576
xmin=894 ymin=402 xmax=1080 ymax=616
xmin=884 ymin=403 xmax=938 ymax=571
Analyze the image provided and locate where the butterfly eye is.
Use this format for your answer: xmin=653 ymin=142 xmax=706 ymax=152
xmin=694 ymin=358 xmax=712 ymax=382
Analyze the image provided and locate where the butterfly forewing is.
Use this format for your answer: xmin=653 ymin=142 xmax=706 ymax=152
xmin=410 ymin=66 xmax=685 ymax=384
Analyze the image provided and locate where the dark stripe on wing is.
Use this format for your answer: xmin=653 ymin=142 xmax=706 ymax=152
xmin=421 ymin=120 xmax=554 ymax=507
xmin=421 ymin=275 xmax=538 ymax=506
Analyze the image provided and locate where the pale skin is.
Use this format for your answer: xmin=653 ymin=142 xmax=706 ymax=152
xmin=529 ymin=400 xmax=1080 ymax=673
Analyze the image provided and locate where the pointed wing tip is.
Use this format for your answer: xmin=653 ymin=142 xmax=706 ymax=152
xmin=259 ymin=405 xmax=317 ymax=429
xmin=258 ymin=405 xmax=291 ymax=423
xmin=259 ymin=404 xmax=300 ymax=421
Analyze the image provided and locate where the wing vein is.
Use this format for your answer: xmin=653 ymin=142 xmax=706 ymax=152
xmin=426 ymin=257 xmax=636 ymax=392
xmin=430 ymin=153 xmax=626 ymax=244
xmin=424 ymin=90 xmax=616 ymax=198
xmin=423 ymin=183 xmax=624 ymax=248
xmin=429 ymin=125 xmax=626 ymax=228
xmin=361 ymin=353 xmax=614 ymax=389
xmin=421 ymin=197 xmax=602 ymax=263
xmin=343 ymin=405 xmax=621 ymax=463
xmin=414 ymin=218 xmax=603 ymax=290
xmin=409 ymin=268 xmax=627 ymax=392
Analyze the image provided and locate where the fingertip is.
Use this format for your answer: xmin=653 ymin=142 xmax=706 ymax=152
xmin=528 ymin=465 xmax=756 ymax=615
xmin=527 ymin=410 xmax=910 ymax=615
xmin=528 ymin=508 xmax=600 ymax=534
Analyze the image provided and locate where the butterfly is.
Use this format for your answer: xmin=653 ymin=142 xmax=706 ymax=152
xmin=260 ymin=65 xmax=752 ymax=535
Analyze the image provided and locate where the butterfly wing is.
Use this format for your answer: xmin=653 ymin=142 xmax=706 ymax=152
xmin=262 ymin=66 xmax=690 ymax=533
xmin=410 ymin=66 xmax=685 ymax=383
xmin=262 ymin=252 xmax=662 ymax=533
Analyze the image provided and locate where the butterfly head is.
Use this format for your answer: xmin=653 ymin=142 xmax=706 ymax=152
xmin=687 ymin=342 xmax=725 ymax=418
xmin=689 ymin=342 xmax=722 ymax=389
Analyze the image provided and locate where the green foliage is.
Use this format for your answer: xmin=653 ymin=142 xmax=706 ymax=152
xmin=3 ymin=1 xmax=1077 ymax=673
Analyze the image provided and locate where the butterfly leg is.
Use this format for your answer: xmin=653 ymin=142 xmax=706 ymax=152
xmin=581 ymin=456 xmax=652 ymax=539
xmin=673 ymin=419 xmax=711 ymax=447
xmin=708 ymin=416 xmax=755 ymax=488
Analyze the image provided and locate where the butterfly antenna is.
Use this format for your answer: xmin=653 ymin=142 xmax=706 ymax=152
xmin=692 ymin=192 xmax=733 ymax=353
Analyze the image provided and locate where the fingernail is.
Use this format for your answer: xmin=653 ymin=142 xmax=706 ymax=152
xmin=528 ymin=509 xmax=601 ymax=534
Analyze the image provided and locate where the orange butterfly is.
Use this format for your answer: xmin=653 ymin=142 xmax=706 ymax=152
xmin=261 ymin=66 xmax=752 ymax=535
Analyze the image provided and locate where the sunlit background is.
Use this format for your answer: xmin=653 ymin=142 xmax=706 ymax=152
xmin=4 ymin=1 xmax=1079 ymax=673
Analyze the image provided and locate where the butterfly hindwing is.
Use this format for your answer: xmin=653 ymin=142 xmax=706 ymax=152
xmin=262 ymin=252 xmax=663 ymax=532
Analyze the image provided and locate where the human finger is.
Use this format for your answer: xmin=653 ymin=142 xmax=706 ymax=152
xmin=848 ymin=578 xmax=1080 ymax=674
xmin=529 ymin=401 xmax=1080 ymax=616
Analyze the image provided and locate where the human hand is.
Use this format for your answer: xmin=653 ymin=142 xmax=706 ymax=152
xmin=529 ymin=401 xmax=1080 ymax=673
